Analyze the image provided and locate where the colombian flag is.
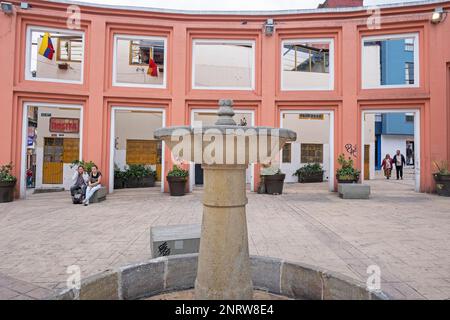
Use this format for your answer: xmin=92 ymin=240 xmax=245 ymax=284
xmin=38 ymin=32 xmax=55 ymax=60
xmin=147 ymin=58 xmax=158 ymax=77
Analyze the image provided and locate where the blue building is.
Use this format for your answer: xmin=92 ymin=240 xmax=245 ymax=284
xmin=374 ymin=39 xmax=415 ymax=170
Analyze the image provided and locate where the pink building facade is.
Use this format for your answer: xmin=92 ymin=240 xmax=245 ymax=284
xmin=1 ymin=0 xmax=450 ymax=197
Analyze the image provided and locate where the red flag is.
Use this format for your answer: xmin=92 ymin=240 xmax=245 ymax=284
xmin=147 ymin=58 xmax=158 ymax=77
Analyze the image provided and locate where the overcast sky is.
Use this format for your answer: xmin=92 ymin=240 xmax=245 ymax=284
xmin=69 ymin=0 xmax=424 ymax=11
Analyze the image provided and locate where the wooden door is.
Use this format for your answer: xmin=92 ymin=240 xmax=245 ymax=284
xmin=43 ymin=138 xmax=64 ymax=184
xmin=364 ymin=144 xmax=370 ymax=180
xmin=62 ymin=138 xmax=79 ymax=164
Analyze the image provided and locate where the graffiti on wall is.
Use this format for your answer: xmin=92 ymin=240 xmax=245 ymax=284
xmin=345 ymin=143 xmax=358 ymax=158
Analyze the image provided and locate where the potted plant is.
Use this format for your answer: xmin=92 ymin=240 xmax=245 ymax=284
xmin=125 ymin=164 xmax=157 ymax=188
xmin=167 ymin=165 xmax=189 ymax=196
xmin=0 ymin=162 xmax=17 ymax=203
xmin=294 ymin=163 xmax=324 ymax=183
xmin=114 ymin=165 xmax=126 ymax=189
xmin=432 ymin=161 xmax=450 ymax=197
xmin=261 ymin=165 xmax=286 ymax=195
xmin=142 ymin=165 xmax=157 ymax=187
xmin=336 ymin=154 xmax=360 ymax=183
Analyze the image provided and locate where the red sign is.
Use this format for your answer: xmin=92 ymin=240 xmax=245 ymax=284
xmin=49 ymin=118 xmax=80 ymax=133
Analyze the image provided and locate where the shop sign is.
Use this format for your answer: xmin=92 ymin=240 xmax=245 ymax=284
xmin=49 ymin=118 xmax=80 ymax=133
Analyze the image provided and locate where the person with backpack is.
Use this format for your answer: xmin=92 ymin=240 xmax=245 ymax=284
xmin=70 ymin=165 xmax=88 ymax=203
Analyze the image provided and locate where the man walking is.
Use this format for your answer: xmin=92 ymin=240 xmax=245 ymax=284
xmin=392 ymin=149 xmax=406 ymax=180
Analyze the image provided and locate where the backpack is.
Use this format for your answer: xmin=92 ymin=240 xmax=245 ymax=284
xmin=72 ymin=189 xmax=84 ymax=204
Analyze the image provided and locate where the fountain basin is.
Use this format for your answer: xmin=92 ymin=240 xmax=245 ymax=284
xmin=52 ymin=254 xmax=389 ymax=300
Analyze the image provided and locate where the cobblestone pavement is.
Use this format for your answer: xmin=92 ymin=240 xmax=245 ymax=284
xmin=0 ymin=178 xmax=449 ymax=300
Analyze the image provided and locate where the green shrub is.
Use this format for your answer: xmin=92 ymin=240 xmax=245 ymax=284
xmin=433 ymin=161 xmax=450 ymax=175
xmin=70 ymin=160 xmax=97 ymax=174
xmin=126 ymin=164 xmax=157 ymax=178
xmin=0 ymin=162 xmax=17 ymax=183
xmin=167 ymin=165 xmax=189 ymax=180
xmin=293 ymin=163 xmax=323 ymax=177
xmin=336 ymin=154 xmax=360 ymax=181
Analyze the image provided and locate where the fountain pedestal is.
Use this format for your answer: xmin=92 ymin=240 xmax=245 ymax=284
xmin=154 ymin=99 xmax=296 ymax=300
xmin=195 ymin=164 xmax=252 ymax=299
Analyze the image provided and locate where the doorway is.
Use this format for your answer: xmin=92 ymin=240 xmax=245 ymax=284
xmin=361 ymin=110 xmax=420 ymax=192
xmin=20 ymin=103 xmax=83 ymax=198
xmin=109 ymin=107 xmax=165 ymax=193
xmin=280 ymin=110 xmax=335 ymax=191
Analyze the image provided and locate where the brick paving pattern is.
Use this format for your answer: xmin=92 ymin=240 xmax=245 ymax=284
xmin=0 ymin=177 xmax=449 ymax=299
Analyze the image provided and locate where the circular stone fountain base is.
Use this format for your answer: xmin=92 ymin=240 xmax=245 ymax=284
xmin=52 ymin=254 xmax=389 ymax=300
xmin=146 ymin=289 xmax=291 ymax=300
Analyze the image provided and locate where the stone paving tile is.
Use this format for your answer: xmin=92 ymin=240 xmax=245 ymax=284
xmin=0 ymin=178 xmax=449 ymax=300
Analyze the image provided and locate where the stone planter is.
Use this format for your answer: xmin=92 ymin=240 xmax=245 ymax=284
xmin=113 ymin=177 xmax=125 ymax=189
xmin=167 ymin=176 xmax=187 ymax=196
xmin=433 ymin=173 xmax=450 ymax=197
xmin=141 ymin=176 xmax=156 ymax=188
xmin=298 ymin=172 xmax=324 ymax=183
xmin=264 ymin=174 xmax=286 ymax=195
xmin=338 ymin=183 xmax=370 ymax=199
xmin=126 ymin=176 xmax=155 ymax=188
xmin=336 ymin=174 xmax=359 ymax=184
xmin=0 ymin=180 xmax=16 ymax=203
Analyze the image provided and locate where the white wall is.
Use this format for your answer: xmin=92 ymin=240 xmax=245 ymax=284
xmin=193 ymin=43 xmax=253 ymax=88
xmin=362 ymin=44 xmax=381 ymax=87
xmin=381 ymin=135 xmax=413 ymax=163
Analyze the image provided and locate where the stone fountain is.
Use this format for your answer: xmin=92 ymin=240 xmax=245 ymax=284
xmin=154 ymin=99 xmax=296 ymax=299
xmin=53 ymin=100 xmax=389 ymax=301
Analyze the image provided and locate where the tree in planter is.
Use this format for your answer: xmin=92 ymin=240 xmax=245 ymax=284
xmin=0 ymin=162 xmax=17 ymax=203
xmin=126 ymin=164 xmax=157 ymax=188
xmin=336 ymin=154 xmax=360 ymax=183
xmin=260 ymin=164 xmax=286 ymax=195
xmin=70 ymin=160 xmax=97 ymax=174
xmin=433 ymin=161 xmax=450 ymax=197
xmin=294 ymin=163 xmax=324 ymax=183
xmin=167 ymin=165 xmax=189 ymax=196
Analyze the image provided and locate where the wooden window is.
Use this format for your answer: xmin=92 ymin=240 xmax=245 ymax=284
xmin=57 ymin=37 xmax=83 ymax=62
xmin=126 ymin=139 xmax=160 ymax=165
xmin=282 ymin=143 xmax=291 ymax=163
xmin=301 ymin=143 xmax=323 ymax=163
xmin=62 ymin=138 xmax=79 ymax=163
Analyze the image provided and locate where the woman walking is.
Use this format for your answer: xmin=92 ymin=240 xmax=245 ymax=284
xmin=83 ymin=165 xmax=102 ymax=206
xmin=381 ymin=154 xmax=393 ymax=180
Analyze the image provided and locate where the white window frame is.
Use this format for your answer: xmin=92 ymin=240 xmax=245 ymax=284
xmin=112 ymin=34 xmax=168 ymax=89
xmin=192 ymin=39 xmax=256 ymax=91
xmin=280 ymin=38 xmax=334 ymax=91
xmin=25 ymin=26 xmax=85 ymax=84
xmin=361 ymin=33 xmax=419 ymax=89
